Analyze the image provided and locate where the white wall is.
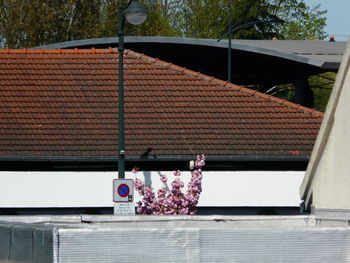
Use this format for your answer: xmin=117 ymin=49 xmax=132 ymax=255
xmin=0 ymin=171 xmax=304 ymax=208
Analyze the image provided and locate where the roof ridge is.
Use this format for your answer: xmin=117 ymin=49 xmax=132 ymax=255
xmin=126 ymin=49 xmax=324 ymax=118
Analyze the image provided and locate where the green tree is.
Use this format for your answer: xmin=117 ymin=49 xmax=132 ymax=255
xmin=276 ymin=2 xmax=327 ymax=39
xmin=100 ymin=0 xmax=119 ymax=37
xmin=0 ymin=0 xmax=180 ymax=48
xmin=0 ymin=0 xmax=328 ymax=48
xmin=267 ymin=72 xmax=336 ymax=112
xmin=181 ymin=0 xmax=228 ymax=38
xmin=0 ymin=0 xmax=105 ymax=48
xmin=229 ymin=0 xmax=283 ymax=39
xmin=309 ymin=72 xmax=335 ymax=111
xmin=179 ymin=0 xmax=327 ymax=40
xmin=65 ymin=0 xmax=104 ymax=41
xmin=131 ymin=0 xmax=180 ymax=36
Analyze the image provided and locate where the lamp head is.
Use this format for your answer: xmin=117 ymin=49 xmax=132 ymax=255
xmin=123 ymin=1 xmax=148 ymax=25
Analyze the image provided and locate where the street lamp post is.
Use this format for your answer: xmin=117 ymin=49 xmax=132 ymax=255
xmin=118 ymin=1 xmax=148 ymax=179
xmin=217 ymin=18 xmax=283 ymax=82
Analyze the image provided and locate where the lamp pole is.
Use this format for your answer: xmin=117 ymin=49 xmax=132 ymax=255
xmin=227 ymin=5 xmax=232 ymax=83
xmin=218 ymin=18 xmax=283 ymax=82
xmin=117 ymin=1 xmax=148 ymax=179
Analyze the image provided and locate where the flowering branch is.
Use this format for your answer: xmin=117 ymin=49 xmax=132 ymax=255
xmin=134 ymin=154 xmax=205 ymax=215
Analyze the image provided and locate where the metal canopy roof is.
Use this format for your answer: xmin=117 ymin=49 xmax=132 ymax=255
xmin=36 ymin=37 xmax=346 ymax=86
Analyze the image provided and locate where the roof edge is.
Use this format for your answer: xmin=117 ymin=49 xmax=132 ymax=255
xmin=127 ymin=50 xmax=324 ymax=118
xmin=0 ymin=48 xmax=115 ymax=54
xmin=0 ymin=155 xmax=309 ymax=162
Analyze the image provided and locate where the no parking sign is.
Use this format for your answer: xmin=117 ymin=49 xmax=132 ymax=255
xmin=113 ymin=179 xmax=134 ymax=202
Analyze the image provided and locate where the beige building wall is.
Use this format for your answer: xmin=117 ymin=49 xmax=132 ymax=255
xmin=312 ymin=68 xmax=350 ymax=209
xmin=300 ymin=39 xmax=350 ymax=211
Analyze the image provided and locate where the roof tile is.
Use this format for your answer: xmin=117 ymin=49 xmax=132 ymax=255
xmin=0 ymin=48 xmax=323 ymax=158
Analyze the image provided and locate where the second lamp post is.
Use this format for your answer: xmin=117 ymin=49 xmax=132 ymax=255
xmin=218 ymin=18 xmax=283 ymax=82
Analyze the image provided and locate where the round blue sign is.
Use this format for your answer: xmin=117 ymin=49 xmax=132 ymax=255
xmin=117 ymin=184 xmax=130 ymax=197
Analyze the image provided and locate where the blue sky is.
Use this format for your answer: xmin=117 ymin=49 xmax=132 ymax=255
xmin=304 ymin=0 xmax=350 ymax=41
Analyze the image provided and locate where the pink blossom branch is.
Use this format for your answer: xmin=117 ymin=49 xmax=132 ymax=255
xmin=134 ymin=154 xmax=205 ymax=215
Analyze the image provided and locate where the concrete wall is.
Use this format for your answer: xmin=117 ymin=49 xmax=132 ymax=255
xmin=0 ymin=171 xmax=304 ymax=208
xmin=312 ymin=67 xmax=350 ymax=209
xmin=300 ymin=40 xmax=350 ymax=211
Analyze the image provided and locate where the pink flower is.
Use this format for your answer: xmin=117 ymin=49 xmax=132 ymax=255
xmin=174 ymin=170 xmax=181 ymax=177
xmin=157 ymin=187 xmax=167 ymax=198
xmin=134 ymin=154 xmax=205 ymax=215
xmin=160 ymin=175 xmax=167 ymax=183
xmin=195 ymin=154 xmax=206 ymax=169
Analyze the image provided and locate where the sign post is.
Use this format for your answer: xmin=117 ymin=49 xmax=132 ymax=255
xmin=113 ymin=179 xmax=135 ymax=215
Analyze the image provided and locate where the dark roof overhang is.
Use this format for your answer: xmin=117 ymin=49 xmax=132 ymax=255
xmin=0 ymin=155 xmax=310 ymax=162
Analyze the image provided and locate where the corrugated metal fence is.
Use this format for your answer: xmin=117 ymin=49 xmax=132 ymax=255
xmin=1 ymin=215 xmax=350 ymax=263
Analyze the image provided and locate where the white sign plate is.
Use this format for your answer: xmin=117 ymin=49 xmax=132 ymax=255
xmin=114 ymin=203 xmax=135 ymax=215
xmin=113 ymin=179 xmax=134 ymax=202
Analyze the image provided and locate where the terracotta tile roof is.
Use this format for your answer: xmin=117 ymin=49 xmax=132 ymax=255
xmin=0 ymin=48 xmax=323 ymax=158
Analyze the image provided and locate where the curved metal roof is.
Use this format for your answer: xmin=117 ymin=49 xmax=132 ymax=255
xmin=37 ymin=36 xmax=346 ymax=70
xmin=35 ymin=37 xmax=346 ymax=86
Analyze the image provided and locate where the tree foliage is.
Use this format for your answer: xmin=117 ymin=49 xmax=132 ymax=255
xmin=230 ymin=0 xmax=282 ymax=39
xmin=309 ymin=72 xmax=335 ymax=111
xmin=0 ymin=0 xmax=105 ymax=48
xmin=0 ymin=0 xmax=327 ymax=48
xmin=180 ymin=0 xmax=228 ymax=39
xmin=180 ymin=0 xmax=327 ymax=40
xmin=0 ymin=0 xmax=179 ymax=48
xmin=275 ymin=1 xmax=327 ymax=40
xmin=267 ymin=72 xmax=336 ymax=112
